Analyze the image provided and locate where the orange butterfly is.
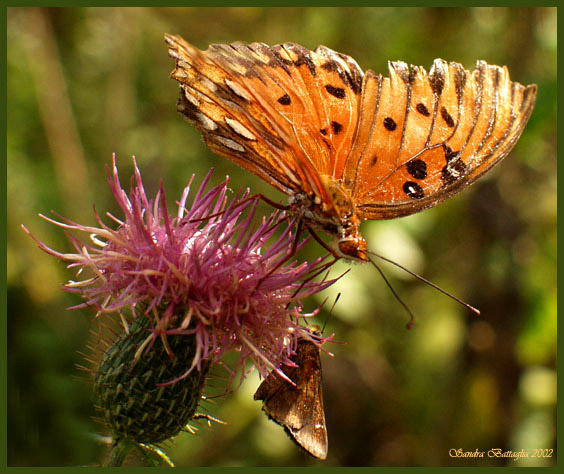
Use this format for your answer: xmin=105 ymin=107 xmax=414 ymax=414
xmin=165 ymin=35 xmax=537 ymax=262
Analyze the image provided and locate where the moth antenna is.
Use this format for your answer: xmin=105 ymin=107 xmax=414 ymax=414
xmin=367 ymin=256 xmax=416 ymax=329
xmin=367 ymin=250 xmax=480 ymax=316
xmin=321 ymin=292 xmax=341 ymax=333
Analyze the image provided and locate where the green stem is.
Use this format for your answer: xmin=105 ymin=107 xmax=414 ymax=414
xmin=104 ymin=440 xmax=134 ymax=467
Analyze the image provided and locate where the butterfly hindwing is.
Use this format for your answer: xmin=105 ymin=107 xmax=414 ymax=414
xmin=254 ymin=335 xmax=328 ymax=460
xmin=344 ymin=59 xmax=537 ymax=219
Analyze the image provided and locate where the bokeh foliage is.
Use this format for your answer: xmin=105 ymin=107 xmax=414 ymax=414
xmin=7 ymin=6 xmax=556 ymax=467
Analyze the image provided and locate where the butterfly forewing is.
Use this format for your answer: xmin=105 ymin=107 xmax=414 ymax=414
xmin=168 ymin=36 xmax=299 ymax=195
xmin=167 ymin=35 xmax=364 ymax=205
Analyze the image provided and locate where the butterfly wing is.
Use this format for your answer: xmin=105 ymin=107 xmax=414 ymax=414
xmin=167 ymin=37 xmax=537 ymax=225
xmin=254 ymin=338 xmax=328 ymax=460
xmin=343 ymin=59 xmax=537 ymax=219
xmin=166 ymin=35 xmax=363 ymax=207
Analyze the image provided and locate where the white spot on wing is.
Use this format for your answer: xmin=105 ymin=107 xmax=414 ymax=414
xmin=178 ymin=59 xmax=191 ymax=70
xmin=215 ymin=136 xmax=245 ymax=152
xmin=168 ymin=49 xmax=181 ymax=60
xmin=225 ymin=78 xmax=252 ymax=101
xmin=225 ymin=117 xmax=257 ymax=140
xmin=231 ymin=62 xmax=247 ymax=75
xmin=200 ymin=76 xmax=217 ymax=92
xmin=198 ymin=113 xmax=217 ymax=131
xmin=182 ymin=85 xmax=200 ymax=106
xmin=193 ymin=88 xmax=212 ymax=103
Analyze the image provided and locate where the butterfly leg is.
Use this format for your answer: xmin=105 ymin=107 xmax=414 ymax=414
xmin=253 ymin=193 xmax=291 ymax=211
xmin=256 ymin=217 xmax=339 ymax=308
xmin=285 ymin=255 xmax=339 ymax=312
xmin=280 ymin=223 xmax=342 ymax=309
xmin=303 ymin=223 xmax=343 ymax=260
xmin=185 ymin=193 xmax=261 ymax=223
xmin=250 ymin=216 xmax=336 ymax=301
xmin=250 ymin=219 xmax=307 ymax=296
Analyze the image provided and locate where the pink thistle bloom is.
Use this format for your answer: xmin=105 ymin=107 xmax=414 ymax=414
xmin=22 ymin=155 xmax=337 ymax=384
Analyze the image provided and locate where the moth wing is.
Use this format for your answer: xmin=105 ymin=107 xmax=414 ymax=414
xmin=254 ymin=338 xmax=327 ymax=460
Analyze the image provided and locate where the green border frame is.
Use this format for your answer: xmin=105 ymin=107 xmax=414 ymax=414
xmin=2 ymin=2 xmax=559 ymax=472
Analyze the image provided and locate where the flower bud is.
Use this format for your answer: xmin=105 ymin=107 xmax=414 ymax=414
xmin=94 ymin=313 xmax=209 ymax=445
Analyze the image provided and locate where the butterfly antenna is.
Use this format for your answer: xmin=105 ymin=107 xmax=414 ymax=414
xmin=367 ymin=256 xmax=416 ymax=329
xmin=367 ymin=250 xmax=480 ymax=316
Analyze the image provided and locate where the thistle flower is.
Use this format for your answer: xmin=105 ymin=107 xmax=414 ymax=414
xmin=22 ymin=156 xmax=336 ymax=450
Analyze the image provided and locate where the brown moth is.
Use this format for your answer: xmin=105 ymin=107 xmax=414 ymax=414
xmin=254 ymin=326 xmax=328 ymax=460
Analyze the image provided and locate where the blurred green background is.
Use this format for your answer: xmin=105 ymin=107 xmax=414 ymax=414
xmin=7 ymin=6 xmax=556 ymax=467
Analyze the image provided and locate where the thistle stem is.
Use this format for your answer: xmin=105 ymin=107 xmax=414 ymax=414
xmin=104 ymin=440 xmax=134 ymax=467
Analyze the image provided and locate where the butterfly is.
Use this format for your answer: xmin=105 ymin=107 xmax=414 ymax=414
xmin=165 ymin=35 xmax=537 ymax=262
xmin=253 ymin=326 xmax=327 ymax=460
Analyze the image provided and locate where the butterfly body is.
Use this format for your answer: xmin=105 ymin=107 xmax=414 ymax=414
xmin=288 ymin=179 xmax=368 ymax=261
xmin=166 ymin=35 xmax=536 ymax=261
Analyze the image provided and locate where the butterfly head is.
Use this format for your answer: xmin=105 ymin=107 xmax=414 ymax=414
xmin=305 ymin=324 xmax=322 ymax=338
xmin=335 ymin=221 xmax=369 ymax=262
xmin=336 ymin=234 xmax=369 ymax=262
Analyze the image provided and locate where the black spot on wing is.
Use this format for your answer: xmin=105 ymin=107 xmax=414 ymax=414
xmin=383 ymin=117 xmax=397 ymax=131
xmin=278 ymin=93 xmax=291 ymax=105
xmin=289 ymin=44 xmax=317 ymax=76
xmin=441 ymin=106 xmax=455 ymax=127
xmin=325 ymin=84 xmax=346 ymax=99
xmin=440 ymin=144 xmax=466 ymax=186
xmin=416 ymin=102 xmax=430 ymax=116
xmin=331 ymin=121 xmax=343 ymax=134
xmin=336 ymin=51 xmax=364 ymax=94
xmin=442 ymin=144 xmax=460 ymax=163
xmin=429 ymin=62 xmax=446 ymax=96
xmin=269 ymin=45 xmax=294 ymax=76
xmin=406 ymin=159 xmax=428 ymax=180
xmin=320 ymin=55 xmax=363 ymax=94
xmin=441 ymin=158 xmax=467 ymax=186
xmin=403 ymin=181 xmax=425 ymax=199
xmin=453 ymin=63 xmax=467 ymax=104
